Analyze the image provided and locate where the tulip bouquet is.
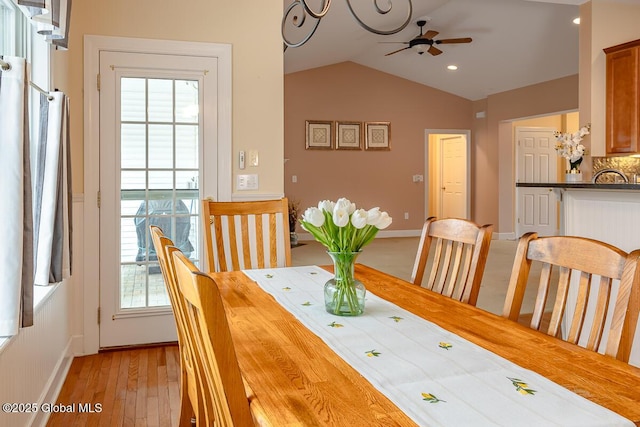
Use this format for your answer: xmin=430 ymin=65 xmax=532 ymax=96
xmin=300 ymin=198 xmax=392 ymax=316
xmin=300 ymin=198 xmax=393 ymax=253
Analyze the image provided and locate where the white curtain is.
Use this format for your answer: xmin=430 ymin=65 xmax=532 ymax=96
xmin=0 ymin=56 xmax=34 ymax=336
xmin=33 ymin=91 xmax=72 ymax=285
xmin=13 ymin=0 xmax=72 ymax=49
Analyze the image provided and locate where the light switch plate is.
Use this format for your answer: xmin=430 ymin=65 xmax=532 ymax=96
xmin=237 ymin=174 xmax=259 ymax=190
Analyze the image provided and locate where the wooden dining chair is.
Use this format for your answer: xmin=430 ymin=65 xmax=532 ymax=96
xmin=410 ymin=217 xmax=493 ymax=306
xmin=172 ymin=250 xmax=267 ymax=426
xmin=150 ymin=226 xmax=202 ymax=426
xmin=503 ymin=232 xmax=640 ymax=362
xmin=201 ymin=198 xmax=291 ymax=273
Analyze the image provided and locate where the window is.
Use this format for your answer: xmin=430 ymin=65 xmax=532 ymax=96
xmin=0 ymin=0 xmax=53 ymax=342
xmin=0 ymin=0 xmax=25 ymax=57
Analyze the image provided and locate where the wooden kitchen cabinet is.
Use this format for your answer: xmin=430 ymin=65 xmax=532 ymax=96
xmin=604 ymin=39 xmax=640 ymax=154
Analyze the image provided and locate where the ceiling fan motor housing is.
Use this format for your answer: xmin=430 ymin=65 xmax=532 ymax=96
xmin=409 ymin=38 xmax=433 ymax=54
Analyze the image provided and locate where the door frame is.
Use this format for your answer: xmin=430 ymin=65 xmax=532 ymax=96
xmin=83 ymin=35 xmax=232 ymax=354
xmin=424 ymin=129 xmax=471 ymax=221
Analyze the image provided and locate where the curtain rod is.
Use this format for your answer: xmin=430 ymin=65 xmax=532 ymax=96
xmin=1 ymin=58 xmax=54 ymax=100
xmin=30 ymin=81 xmax=54 ymax=101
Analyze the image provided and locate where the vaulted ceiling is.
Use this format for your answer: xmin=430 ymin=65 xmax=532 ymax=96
xmin=283 ymin=0 xmax=586 ymax=100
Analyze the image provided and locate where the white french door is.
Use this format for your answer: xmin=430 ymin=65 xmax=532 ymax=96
xmin=98 ymin=50 xmax=218 ymax=348
xmin=515 ymin=127 xmax=559 ymax=238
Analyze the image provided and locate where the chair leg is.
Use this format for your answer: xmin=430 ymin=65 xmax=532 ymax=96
xmin=178 ymin=369 xmax=195 ymax=427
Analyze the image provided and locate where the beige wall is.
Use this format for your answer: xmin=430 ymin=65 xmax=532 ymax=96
xmin=284 ymin=62 xmax=472 ymax=231
xmin=581 ymin=0 xmax=640 ymax=157
xmin=488 ymin=75 xmax=579 ymax=236
xmin=53 ymin=0 xmax=284 ymax=196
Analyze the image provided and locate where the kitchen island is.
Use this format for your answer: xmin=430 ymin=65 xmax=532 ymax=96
xmin=517 ymin=182 xmax=640 ymax=366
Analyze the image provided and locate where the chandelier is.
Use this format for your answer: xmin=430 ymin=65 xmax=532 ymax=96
xmin=282 ymin=0 xmax=413 ymax=50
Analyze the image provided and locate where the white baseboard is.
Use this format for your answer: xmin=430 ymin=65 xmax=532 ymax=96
xmin=495 ymin=232 xmax=517 ymax=240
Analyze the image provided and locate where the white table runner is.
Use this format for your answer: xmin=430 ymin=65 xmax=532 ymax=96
xmin=242 ymin=266 xmax=634 ymax=427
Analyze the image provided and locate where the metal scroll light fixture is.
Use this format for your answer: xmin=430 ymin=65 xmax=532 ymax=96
xmin=282 ymin=0 xmax=413 ymax=51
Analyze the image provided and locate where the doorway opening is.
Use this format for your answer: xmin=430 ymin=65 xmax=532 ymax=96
xmin=425 ymin=129 xmax=470 ymax=220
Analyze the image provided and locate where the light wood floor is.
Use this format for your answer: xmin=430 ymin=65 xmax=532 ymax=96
xmin=46 ymin=345 xmax=181 ymax=427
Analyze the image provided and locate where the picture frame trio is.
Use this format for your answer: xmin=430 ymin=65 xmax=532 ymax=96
xmin=305 ymin=120 xmax=390 ymax=151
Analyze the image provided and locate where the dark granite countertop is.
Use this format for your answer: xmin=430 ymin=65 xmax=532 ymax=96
xmin=516 ymin=182 xmax=640 ymax=190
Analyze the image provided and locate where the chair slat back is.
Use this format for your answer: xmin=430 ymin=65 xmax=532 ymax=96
xmin=503 ymin=232 xmax=640 ymax=362
xmin=173 ymin=250 xmax=255 ymax=426
xmin=150 ymin=226 xmax=201 ymax=426
xmin=202 ymin=198 xmax=291 ymax=273
xmin=411 ymin=217 xmax=493 ymax=306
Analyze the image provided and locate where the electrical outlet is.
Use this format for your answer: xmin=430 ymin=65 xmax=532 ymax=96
xmin=404 ymin=212 xmax=409 ymax=220
xmin=249 ymin=150 xmax=259 ymax=167
xmin=292 ymin=175 xmax=297 ymax=183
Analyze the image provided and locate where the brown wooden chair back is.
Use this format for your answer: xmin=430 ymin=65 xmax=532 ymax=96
xmin=410 ymin=217 xmax=493 ymax=306
xmin=150 ymin=226 xmax=202 ymax=426
xmin=503 ymin=232 xmax=640 ymax=362
xmin=172 ymin=250 xmax=255 ymax=426
xmin=201 ymin=198 xmax=291 ymax=273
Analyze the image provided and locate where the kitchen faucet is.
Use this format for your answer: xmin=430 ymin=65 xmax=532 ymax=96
xmin=591 ymin=168 xmax=629 ymax=183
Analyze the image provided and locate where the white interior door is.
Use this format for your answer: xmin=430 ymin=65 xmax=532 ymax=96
xmin=440 ymin=134 xmax=468 ymax=219
xmin=99 ymin=50 xmax=218 ymax=348
xmin=515 ymin=127 xmax=558 ymax=238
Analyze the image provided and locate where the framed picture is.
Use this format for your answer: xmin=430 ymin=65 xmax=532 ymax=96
xmin=365 ymin=122 xmax=391 ymax=151
xmin=336 ymin=121 xmax=363 ymax=150
xmin=305 ymin=120 xmax=334 ymax=150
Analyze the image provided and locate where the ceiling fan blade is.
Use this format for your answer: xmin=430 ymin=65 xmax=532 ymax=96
xmin=428 ymin=45 xmax=443 ymax=56
xmin=436 ymin=37 xmax=472 ymax=44
xmin=378 ymin=41 xmax=409 ymax=44
xmin=420 ymin=30 xmax=439 ymax=40
xmin=385 ymin=46 xmax=411 ymax=56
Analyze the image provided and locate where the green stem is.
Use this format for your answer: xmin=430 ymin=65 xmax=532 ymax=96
xmin=328 ymin=252 xmax=362 ymax=315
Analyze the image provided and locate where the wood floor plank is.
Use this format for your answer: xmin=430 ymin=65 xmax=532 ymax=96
xmin=98 ymin=350 xmax=122 ymax=427
xmin=156 ymin=348 xmax=173 ymax=427
xmin=48 ymin=345 xmax=179 ymax=427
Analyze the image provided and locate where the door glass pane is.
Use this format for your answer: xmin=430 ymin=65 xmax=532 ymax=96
xmin=121 ymin=78 xmax=146 ymax=122
xmin=120 ymin=77 xmax=200 ymax=309
xmin=148 ymin=78 xmax=173 ymax=122
xmin=121 ymin=124 xmax=146 ymax=168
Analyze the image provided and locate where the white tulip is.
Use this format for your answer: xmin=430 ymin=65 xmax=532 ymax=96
xmin=366 ymin=207 xmax=382 ymax=225
xmin=350 ymin=209 xmax=368 ymax=229
xmin=333 ymin=207 xmax=350 ymax=227
xmin=318 ymin=200 xmax=335 ymax=213
xmin=375 ymin=212 xmax=393 ymax=229
xmin=302 ymin=207 xmax=325 ymax=227
xmin=335 ymin=197 xmax=356 ymax=214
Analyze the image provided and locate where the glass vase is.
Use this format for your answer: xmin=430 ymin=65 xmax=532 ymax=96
xmin=324 ymin=251 xmax=366 ymax=316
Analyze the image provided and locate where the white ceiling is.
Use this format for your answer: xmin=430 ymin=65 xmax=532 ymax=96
xmin=283 ymin=0 xmax=586 ymax=100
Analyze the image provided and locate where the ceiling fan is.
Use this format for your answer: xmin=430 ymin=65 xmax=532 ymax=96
xmin=385 ymin=20 xmax=472 ymax=57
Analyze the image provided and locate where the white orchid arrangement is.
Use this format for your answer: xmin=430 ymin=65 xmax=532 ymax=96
xmin=554 ymin=123 xmax=591 ymax=171
xmin=300 ymin=198 xmax=392 ymax=253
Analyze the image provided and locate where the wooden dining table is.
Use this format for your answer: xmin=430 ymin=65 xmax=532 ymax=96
xmin=210 ymin=264 xmax=640 ymax=426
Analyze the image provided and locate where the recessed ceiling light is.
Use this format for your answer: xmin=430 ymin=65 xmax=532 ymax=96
xmin=447 ymin=65 xmax=458 ymax=71
xmin=573 ymin=17 xmax=580 ymax=24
